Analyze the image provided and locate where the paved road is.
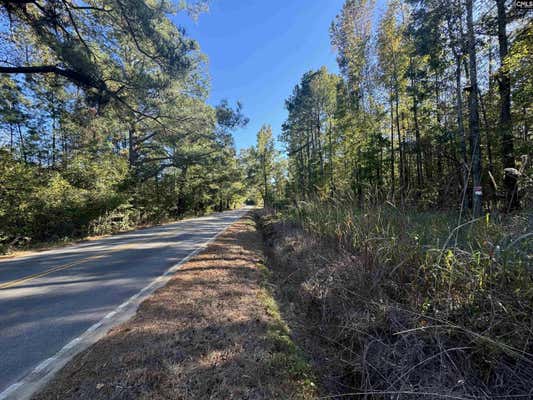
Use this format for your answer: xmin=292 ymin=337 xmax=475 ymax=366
xmin=0 ymin=209 xmax=248 ymax=394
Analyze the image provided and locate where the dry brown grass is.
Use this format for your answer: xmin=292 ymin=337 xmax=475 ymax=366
xmin=259 ymin=208 xmax=533 ymax=399
xmin=33 ymin=215 xmax=317 ymax=400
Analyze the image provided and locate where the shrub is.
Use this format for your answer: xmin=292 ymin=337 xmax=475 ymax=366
xmin=0 ymin=151 xmax=130 ymax=249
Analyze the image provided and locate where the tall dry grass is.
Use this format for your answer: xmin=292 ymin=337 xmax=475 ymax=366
xmin=261 ymin=200 xmax=533 ymax=398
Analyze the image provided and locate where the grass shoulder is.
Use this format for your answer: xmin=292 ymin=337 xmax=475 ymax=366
xmin=257 ymin=260 xmax=317 ymax=398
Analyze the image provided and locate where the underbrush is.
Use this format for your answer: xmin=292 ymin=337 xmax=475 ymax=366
xmin=0 ymin=150 xmax=225 ymax=254
xmin=259 ymin=201 xmax=533 ymax=399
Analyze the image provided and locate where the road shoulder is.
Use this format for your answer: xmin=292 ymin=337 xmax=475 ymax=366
xmin=32 ymin=214 xmax=317 ymax=400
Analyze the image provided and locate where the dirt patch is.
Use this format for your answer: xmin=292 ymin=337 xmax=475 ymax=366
xmin=33 ymin=214 xmax=317 ymax=400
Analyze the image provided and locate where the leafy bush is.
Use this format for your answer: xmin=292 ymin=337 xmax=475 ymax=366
xmin=0 ymin=150 xmax=40 ymax=240
xmin=0 ymin=151 xmax=129 ymax=248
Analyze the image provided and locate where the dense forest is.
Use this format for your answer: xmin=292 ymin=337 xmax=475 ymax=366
xmin=260 ymin=0 xmax=532 ymax=212
xmin=0 ymin=0 xmax=251 ymax=251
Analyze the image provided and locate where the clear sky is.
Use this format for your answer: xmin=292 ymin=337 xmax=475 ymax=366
xmin=175 ymin=0 xmax=385 ymax=150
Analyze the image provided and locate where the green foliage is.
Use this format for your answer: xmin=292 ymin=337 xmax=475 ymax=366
xmin=0 ymin=150 xmax=38 ymax=245
xmin=256 ymin=125 xmax=276 ymax=205
xmin=281 ymin=67 xmax=340 ymax=198
xmin=0 ymin=151 xmax=128 ymax=244
xmin=0 ymin=0 xmax=250 ymax=252
xmin=282 ymin=0 xmax=532 ymax=211
xmin=1 ymin=0 xmax=207 ymax=106
xmin=240 ymin=125 xmax=286 ymax=208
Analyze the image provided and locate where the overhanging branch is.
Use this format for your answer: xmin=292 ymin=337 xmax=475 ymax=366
xmin=0 ymin=65 xmax=106 ymax=91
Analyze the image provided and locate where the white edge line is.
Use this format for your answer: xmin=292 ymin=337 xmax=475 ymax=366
xmin=0 ymin=383 xmax=22 ymax=399
xmin=62 ymin=337 xmax=80 ymax=350
xmin=0 ymin=209 xmax=248 ymax=400
xmin=104 ymin=311 xmax=117 ymax=319
xmin=32 ymin=357 xmax=57 ymax=373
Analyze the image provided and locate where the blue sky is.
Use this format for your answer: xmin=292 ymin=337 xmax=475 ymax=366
xmin=175 ymin=0 xmax=384 ymax=150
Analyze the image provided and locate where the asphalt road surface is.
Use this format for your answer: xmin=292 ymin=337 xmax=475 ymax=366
xmin=0 ymin=209 xmax=248 ymax=394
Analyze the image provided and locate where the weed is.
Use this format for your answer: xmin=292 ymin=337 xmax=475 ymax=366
xmin=260 ymin=201 xmax=533 ymax=398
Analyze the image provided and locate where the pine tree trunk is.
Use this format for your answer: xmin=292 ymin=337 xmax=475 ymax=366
xmin=395 ymin=96 xmax=404 ymax=203
xmin=455 ymin=55 xmax=468 ymax=189
xmin=262 ymin=156 xmax=269 ymax=207
xmin=17 ymin=123 xmax=26 ymax=164
xmin=52 ymin=113 xmax=56 ymax=167
xmin=409 ymin=66 xmax=423 ymax=190
xmin=413 ymin=87 xmax=423 ymax=188
xmin=9 ymin=125 xmax=14 ymax=153
xmin=496 ymin=0 xmax=518 ymax=210
xmin=466 ymin=0 xmax=483 ymax=217
xmin=128 ymin=126 xmax=137 ymax=168
xmin=479 ymin=94 xmax=494 ymax=174
xmin=317 ymin=111 xmax=324 ymax=183
xmin=328 ymin=120 xmax=335 ymax=192
xmin=390 ymin=96 xmax=395 ymax=199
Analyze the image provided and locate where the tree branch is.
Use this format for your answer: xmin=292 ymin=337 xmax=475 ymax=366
xmin=0 ymin=65 xmax=106 ymax=91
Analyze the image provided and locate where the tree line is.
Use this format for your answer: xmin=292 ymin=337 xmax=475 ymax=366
xmin=278 ymin=0 xmax=531 ymax=214
xmin=0 ymin=0 xmax=248 ymax=249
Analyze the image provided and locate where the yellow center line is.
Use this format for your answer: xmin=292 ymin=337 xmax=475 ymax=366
xmin=0 ymin=255 xmax=105 ymax=290
xmin=0 ymin=242 xmax=140 ymax=290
